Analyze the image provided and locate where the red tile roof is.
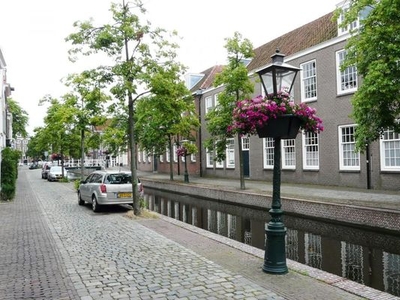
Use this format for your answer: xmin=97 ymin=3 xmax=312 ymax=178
xmin=247 ymin=12 xmax=337 ymax=72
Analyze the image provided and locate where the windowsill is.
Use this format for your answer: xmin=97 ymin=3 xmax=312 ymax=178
xmin=301 ymin=98 xmax=317 ymax=104
xmin=336 ymin=90 xmax=356 ymax=97
xmin=380 ymin=170 xmax=400 ymax=174
xmin=302 ymin=168 xmax=319 ymax=172
xmin=339 ymin=170 xmax=360 ymax=173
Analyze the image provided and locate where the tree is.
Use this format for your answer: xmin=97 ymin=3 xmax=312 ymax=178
xmin=63 ymin=70 xmax=110 ymax=179
xmin=204 ymin=32 xmax=254 ymax=189
xmin=66 ymin=0 xmax=186 ymax=215
xmin=7 ymin=98 xmax=28 ymax=138
xmin=337 ymin=0 xmax=400 ymax=150
xmin=39 ymin=96 xmax=80 ymax=172
xmin=135 ymin=66 xmax=200 ymax=181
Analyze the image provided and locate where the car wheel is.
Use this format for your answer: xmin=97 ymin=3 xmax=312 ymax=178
xmin=78 ymin=192 xmax=85 ymax=206
xmin=92 ymin=196 xmax=100 ymax=212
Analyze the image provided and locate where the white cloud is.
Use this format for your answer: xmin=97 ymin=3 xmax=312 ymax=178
xmin=0 ymin=0 xmax=340 ymax=135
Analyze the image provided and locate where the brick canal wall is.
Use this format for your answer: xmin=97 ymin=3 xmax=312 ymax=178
xmin=141 ymin=178 xmax=400 ymax=233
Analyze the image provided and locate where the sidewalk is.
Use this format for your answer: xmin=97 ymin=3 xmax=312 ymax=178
xmin=135 ymin=170 xmax=400 ymax=211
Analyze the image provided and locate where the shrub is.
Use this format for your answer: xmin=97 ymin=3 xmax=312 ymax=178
xmin=1 ymin=148 xmax=20 ymax=201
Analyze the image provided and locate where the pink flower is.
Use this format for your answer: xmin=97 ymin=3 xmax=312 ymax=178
xmin=229 ymin=90 xmax=323 ymax=136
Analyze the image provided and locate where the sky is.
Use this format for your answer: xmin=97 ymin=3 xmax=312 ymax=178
xmin=0 ymin=0 xmax=340 ymax=135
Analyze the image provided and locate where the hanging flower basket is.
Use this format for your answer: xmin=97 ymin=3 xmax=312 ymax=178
xmin=228 ymin=90 xmax=323 ymax=138
xmin=256 ymin=114 xmax=301 ymax=139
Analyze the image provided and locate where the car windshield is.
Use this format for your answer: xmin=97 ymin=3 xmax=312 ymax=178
xmin=105 ymin=173 xmax=132 ymax=184
xmin=51 ymin=166 xmax=63 ymax=172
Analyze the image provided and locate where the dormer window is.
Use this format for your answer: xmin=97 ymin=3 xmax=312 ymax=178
xmin=336 ymin=0 xmax=372 ymax=36
xmin=337 ymin=3 xmax=359 ymax=36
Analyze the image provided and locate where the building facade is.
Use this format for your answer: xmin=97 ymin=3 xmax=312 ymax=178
xmin=138 ymin=5 xmax=400 ymax=191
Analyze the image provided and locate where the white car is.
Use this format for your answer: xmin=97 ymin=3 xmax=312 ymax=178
xmin=77 ymin=170 xmax=144 ymax=212
xmin=47 ymin=166 xmax=68 ymax=181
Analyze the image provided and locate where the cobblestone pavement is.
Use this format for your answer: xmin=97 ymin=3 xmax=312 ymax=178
xmin=1 ymin=168 xmax=284 ymax=299
xmin=1 ymin=167 xmax=397 ymax=300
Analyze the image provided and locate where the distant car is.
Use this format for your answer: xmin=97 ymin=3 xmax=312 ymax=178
xmin=29 ymin=163 xmax=39 ymax=169
xmin=77 ymin=170 xmax=144 ymax=212
xmin=47 ymin=166 xmax=68 ymax=182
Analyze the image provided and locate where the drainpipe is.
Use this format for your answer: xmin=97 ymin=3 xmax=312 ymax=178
xmin=366 ymin=143 xmax=371 ymax=189
xmin=196 ymin=90 xmax=203 ymax=177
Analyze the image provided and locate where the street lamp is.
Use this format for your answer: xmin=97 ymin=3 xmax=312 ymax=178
xmin=255 ymin=49 xmax=300 ymax=275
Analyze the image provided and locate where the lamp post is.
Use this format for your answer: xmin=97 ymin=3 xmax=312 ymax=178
xmin=181 ymin=139 xmax=189 ymax=183
xmin=255 ymin=49 xmax=300 ymax=274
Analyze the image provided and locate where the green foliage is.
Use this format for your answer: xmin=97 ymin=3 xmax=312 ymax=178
xmin=337 ymin=0 xmax=400 ymax=150
xmin=74 ymin=179 xmax=80 ymax=190
xmin=1 ymin=147 xmax=20 ymax=201
xmin=7 ymin=98 xmax=29 ymax=138
xmin=205 ymin=32 xmax=255 ymax=161
xmin=65 ymin=0 xmax=187 ymax=215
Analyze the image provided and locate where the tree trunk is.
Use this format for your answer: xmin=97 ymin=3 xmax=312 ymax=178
xmin=128 ymin=94 xmax=140 ymax=216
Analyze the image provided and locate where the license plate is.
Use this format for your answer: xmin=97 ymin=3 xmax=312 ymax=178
xmin=118 ymin=192 xmax=132 ymax=198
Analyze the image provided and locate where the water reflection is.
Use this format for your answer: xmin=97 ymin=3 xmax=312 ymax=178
xmin=143 ymin=188 xmax=400 ymax=297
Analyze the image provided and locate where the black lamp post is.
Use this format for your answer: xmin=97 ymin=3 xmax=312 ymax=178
xmin=181 ymin=139 xmax=190 ymax=183
xmin=255 ymin=49 xmax=300 ymax=275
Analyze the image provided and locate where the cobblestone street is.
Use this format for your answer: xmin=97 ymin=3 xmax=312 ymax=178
xmin=0 ymin=168 xmax=286 ymax=299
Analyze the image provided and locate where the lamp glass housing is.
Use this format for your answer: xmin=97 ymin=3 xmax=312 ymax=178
xmin=256 ymin=51 xmax=300 ymax=96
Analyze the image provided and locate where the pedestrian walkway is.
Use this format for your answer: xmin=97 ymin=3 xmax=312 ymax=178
xmin=135 ymin=170 xmax=400 ymax=211
xmin=4 ymin=167 xmax=396 ymax=299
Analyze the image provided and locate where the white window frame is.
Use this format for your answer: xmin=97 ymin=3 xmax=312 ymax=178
xmin=173 ymin=144 xmax=178 ymax=162
xmin=338 ymin=125 xmax=360 ymax=171
xmin=302 ymin=132 xmax=319 ymax=170
xmin=159 ymin=154 xmax=163 ymax=163
xmin=142 ymin=150 xmax=147 ymax=163
xmin=166 ymin=147 xmax=170 ymax=163
xmin=336 ymin=50 xmax=358 ymax=95
xmin=206 ymin=148 xmax=214 ymax=168
xmin=380 ymin=129 xmax=400 ymax=171
xmin=263 ymin=138 xmax=274 ymax=169
xmin=226 ymin=138 xmax=235 ymax=169
xmin=205 ymin=96 xmax=213 ymax=114
xmin=282 ymin=139 xmax=296 ymax=170
xmin=300 ymin=60 xmax=317 ymax=102
xmin=214 ymin=93 xmax=220 ymax=108
xmin=138 ymin=150 xmax=142 ymax=163
xmin=337 ymin=5 xmax=359 ymax=36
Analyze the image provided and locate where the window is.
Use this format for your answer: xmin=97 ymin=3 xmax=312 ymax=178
xmin=303 ymin=132 xmax=319 ymax=170
xmin=380 ymin=129 xmax=400 ymax=171
xmin=206 ymin=148 xmax=214 ymax=168
xmin=282 ymin=139 xmax=296 ymax=169
xmin=263 ymin=138 xmax=274 ymax=169
xmin=159 ymin=154 xmax=163 ymax=163
xmin=214 ymin=93 xmax=220 ymax=107
xmin=138 ymin=150 xmax=142 ymax=163
xmin=336 ymin=50 xmax=357 ymax=94
xmin=226 ymin=138 xmax=235 ymax=168
xmin=339 ymin=125 xmax=360 ymax=170
xmin=300 ymin=60 xmax=317 ymax=101
xmin=242 ymin=137 xmax=249 ymax=151
xmin=142 ymin=150 xmax=147 ymax=163
xmin=166 ymin=147 xmax=170 ymax=163
xmin=205 ymin=96 xmax=213 ymax=114
xmin=338 ymin=7 xmax=359 ymax=36
xmin=173 ymin=144 xmax=178 ymax=162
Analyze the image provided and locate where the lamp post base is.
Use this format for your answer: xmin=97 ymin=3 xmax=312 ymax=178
xmin=184 ymin=173 xmax=189 ymax=183
xmin=262 ymin=221 xmax=288 ymax=274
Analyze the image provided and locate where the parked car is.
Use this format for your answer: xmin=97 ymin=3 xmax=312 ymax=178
xmin=41 ymin=162 xmax=53 ymax=179
xmin=29 ymin=162 xmax=39 ymax=169
xmin=47 ymin=166 xmax=68 ymax=182
xmin=77 ymin=170 xmax=144 ymax=212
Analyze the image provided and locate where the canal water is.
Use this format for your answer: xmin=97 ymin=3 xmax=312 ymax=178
xmin=143 ymin=187 xmax=400 ymax=298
